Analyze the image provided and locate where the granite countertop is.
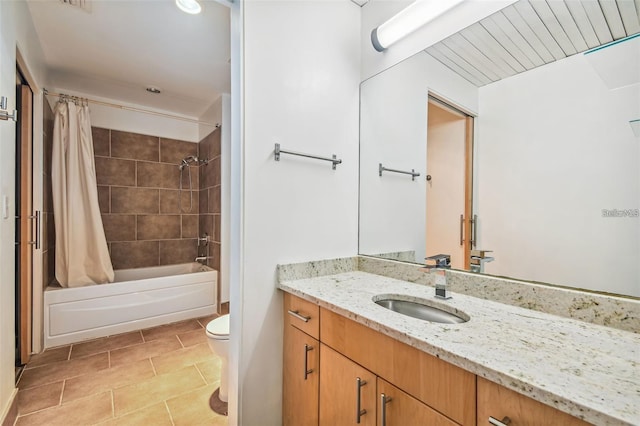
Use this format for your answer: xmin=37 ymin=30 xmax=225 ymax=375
xmin=278 ymin=270 xmax=640 ymax=426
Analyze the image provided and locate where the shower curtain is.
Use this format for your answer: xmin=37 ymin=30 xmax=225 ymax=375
xmin=52 ymin=100 xmax=114 ymax=287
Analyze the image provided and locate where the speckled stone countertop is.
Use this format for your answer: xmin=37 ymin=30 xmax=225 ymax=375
xmin=278 ymin=266 xmax=640 ymax=425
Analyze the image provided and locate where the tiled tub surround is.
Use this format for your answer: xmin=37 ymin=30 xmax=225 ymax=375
xmin=93 ymin=127 xmax=201 ymax=269
xmin=197 ymin=127 xmax=222 ymax=273
xmin=277 ymin=257 xmax=640 ymax=425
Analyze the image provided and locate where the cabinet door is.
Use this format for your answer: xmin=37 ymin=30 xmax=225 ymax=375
xmin=477 ymin=377 xmax=589 ymax=426
xmin=283 ymin=324 xmax=319 ymax=426
xmin=377 ymin=378 xmax=458 ymax=426
xmin=319 ymin=344 xmax=377 ymax=426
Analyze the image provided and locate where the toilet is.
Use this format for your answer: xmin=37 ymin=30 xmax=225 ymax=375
xmin=206 ymin=314 xmax=230 ymax=403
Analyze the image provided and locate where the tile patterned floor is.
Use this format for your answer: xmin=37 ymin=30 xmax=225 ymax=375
xmin=14 ymin=316 xmax=228 ymax=426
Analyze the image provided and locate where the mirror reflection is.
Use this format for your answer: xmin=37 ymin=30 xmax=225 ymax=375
xmin=359 ymin=1 xmax=639 ymax=298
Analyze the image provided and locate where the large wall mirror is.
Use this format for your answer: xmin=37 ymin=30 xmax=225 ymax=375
xmin=359 ymin=0 xmax=640 ymax=298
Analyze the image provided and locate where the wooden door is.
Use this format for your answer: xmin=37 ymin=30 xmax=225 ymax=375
xmin=283 ymin=324 xmax=319 ymax=426
xmin=426 ymin=98 xmax=474 ymax=270
xmin=319 ymin=344 xmax=376 ymax=426
xmin=17 ymin=83 xmax=33 ymax=365
xmin=377 ymin=378 xmax=458 ymax=426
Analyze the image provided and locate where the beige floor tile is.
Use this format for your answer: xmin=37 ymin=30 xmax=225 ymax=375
xmin=17 ymin=381 xmax=63 ymax=415
xmin=196 ymin=314 xmax=219 ymax=328
xmin=25 ymin=346 xmax=70 ymax=369
xmin=70 ymin=331 xmax=143 ymax=359
xmin=97 ymin=402 xmax=173 ymax=426
xmin=142 ymin=319 xmax=202 ymax=342
xmin=152 ymin=343 xmax=214 ymax=376
xmin=19 ymin=352 xmax=109 ymax=390
xmin=113 ymin=365 xmax=206 ymax=416
xmin=166 ymin=383 xmax=228 ymax=426
xmin=178 ymin=328 xmax=208 ymax=347
xmin=196 ymin=358 xmax=222 ymax=385
xmin=15 ymin=391 xmax=113 ymax=426
xmin=109 ymin=336 xmax=182 ymax=367
xmin=62 ymin=358 xmax=155 ymax=403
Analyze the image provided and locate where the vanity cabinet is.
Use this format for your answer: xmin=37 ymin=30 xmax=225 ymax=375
xmin=377 ymin=378 xmax=458 ymax=426
xmin=319 ymin=344 xmax=376 ymax=426
xmin=476 ymin=377 xmax=590 ymax=426
xmin=283 ymin=293 xmax=320 ymax=426
xmin=320 ymin=307 xmax=476 ymax=425
xmin=283 ymin=293 xmax=589 ymax=426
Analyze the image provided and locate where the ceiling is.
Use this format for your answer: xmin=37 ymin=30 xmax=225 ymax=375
xmin=26 ymin=0 xmax=230 ymax=118
xmin=426 ymin=0 xmax=640 ymax=87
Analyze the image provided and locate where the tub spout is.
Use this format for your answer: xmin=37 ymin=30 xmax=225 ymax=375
xmin=195 ymin=256 xmax=212 ymax=263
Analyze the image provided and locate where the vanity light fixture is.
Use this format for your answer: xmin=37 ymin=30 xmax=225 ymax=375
xmin=176 ymin=0 xmax=201 ymax=15
xmin=371 ymin=0 xmax=465 ymax=52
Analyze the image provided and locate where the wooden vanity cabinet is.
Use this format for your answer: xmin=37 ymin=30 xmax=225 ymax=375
xmin=319 ymin=344 xmax=377 ymax=426
xmin=283 ymin=293 xmax=320 ymax=426
xmin=378 ymin=378 xmax=459 ymax=426
xmin=476 ymin=377 xmax=590 ymax=426
xmin=283 ymin=293 xmax=590 ymax=426
xmin=320 ymin=307 xmax=476 ymax=425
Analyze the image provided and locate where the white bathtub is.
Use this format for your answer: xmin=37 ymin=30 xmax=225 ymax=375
xmin=44 ymin=263 xmax=217 ymax=349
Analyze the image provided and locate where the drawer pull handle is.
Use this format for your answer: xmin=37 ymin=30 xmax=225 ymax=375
xmin=489 ymin=416 xmax=511 ymax=426
xmin=380 ymin=393 xmax=392 ymax=426
xmin=288 ymin=309 xmax=311 ymax=323
xmin=356 ymin=377 xmax=367 ymax=423
xmin=303 ymin=344 xmax=314 ymax=380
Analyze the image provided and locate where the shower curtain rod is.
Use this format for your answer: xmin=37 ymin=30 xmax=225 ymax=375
xmin=43 ymin=89 xmax=220 ymax=128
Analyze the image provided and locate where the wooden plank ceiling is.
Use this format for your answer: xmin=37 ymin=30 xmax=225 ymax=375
xmin=426 ymin=0 xmax=640 ymax=86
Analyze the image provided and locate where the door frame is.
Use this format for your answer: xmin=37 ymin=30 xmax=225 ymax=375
xmin=427 ymin=93 xmax=475 ymax=270
xmin=16 ymin=50 xmax=44 ymax=356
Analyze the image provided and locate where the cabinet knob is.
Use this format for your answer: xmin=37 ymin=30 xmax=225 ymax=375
xmin=489 ymin=416 xmax=512 ymax=426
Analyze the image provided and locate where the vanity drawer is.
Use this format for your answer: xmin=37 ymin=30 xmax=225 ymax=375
xmin=284 ymin=293 xmax=320 ymax=339
xmin=477 ymin=377 xmax=589 ymax=426
xmin=320 ymin=307 xmax=475 ymax=426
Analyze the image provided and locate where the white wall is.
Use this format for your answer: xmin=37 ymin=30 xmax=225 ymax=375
xmin=235 ymin=1 xmax=361 ymax=424
xmin=360 ymin=0 xmax=518 ymax=81
xmin=198 ymin=94 xmax=223 ymax=140
xmin=359 ymin=51 xmax=478 ymax=263
xmin=0 ymin=0 xmax=47 ymax=420
xmin=476 ymin=48 xmax=640 ymax=297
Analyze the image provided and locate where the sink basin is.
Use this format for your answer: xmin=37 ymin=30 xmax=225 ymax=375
xmin=374 ymin=298 xmax=468 ymax=324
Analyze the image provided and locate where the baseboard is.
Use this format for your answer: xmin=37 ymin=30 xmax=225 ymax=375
xmin=1 ymin=388 xmax=18 ymax=426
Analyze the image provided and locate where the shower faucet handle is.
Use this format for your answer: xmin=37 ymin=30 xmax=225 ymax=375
xmin=198 ymin=233 xmax=209 ymax=245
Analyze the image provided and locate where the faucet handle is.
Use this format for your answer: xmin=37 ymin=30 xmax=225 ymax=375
xmin=424 ymin=254 xmax=451 ymax=269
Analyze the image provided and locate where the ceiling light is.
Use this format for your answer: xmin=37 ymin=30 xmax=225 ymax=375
xmin=146 ymin=86 xmax=162 ymax=94
xmin=371 ymin=0 xmax=465 ymax=52
xmin=176 ymin=0 xmax=201 ymax=15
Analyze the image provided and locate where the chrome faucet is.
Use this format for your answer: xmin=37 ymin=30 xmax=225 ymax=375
xmin=195 ymin=256 xmax=212 ymax=263
xmin=423 ymin=254 xmax=452 ymax=300
xmin=424 ymin=254 xmax=451 ymax=270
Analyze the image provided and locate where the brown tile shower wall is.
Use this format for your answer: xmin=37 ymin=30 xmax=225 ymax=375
xmin=197 ymin=128 xmax=221 ymax=273
xmin=42 ymin=100 xmax=56 ymax=287
xmin=93 ymin=127 xmax=200 ymax=270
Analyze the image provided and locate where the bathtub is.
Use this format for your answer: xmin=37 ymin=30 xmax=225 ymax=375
xmin=44 ymin=263 xmax=217 ymax=349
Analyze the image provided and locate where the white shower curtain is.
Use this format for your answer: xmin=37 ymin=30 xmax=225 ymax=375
xmin=52 ymin=100 xmax=114 ymax=287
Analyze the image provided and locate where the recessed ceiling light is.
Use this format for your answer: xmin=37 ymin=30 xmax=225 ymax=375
xmin=146 ymin=86 xmax=162 ymax=94
xmin=176 ymin=0 xmax=201 ymax=14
